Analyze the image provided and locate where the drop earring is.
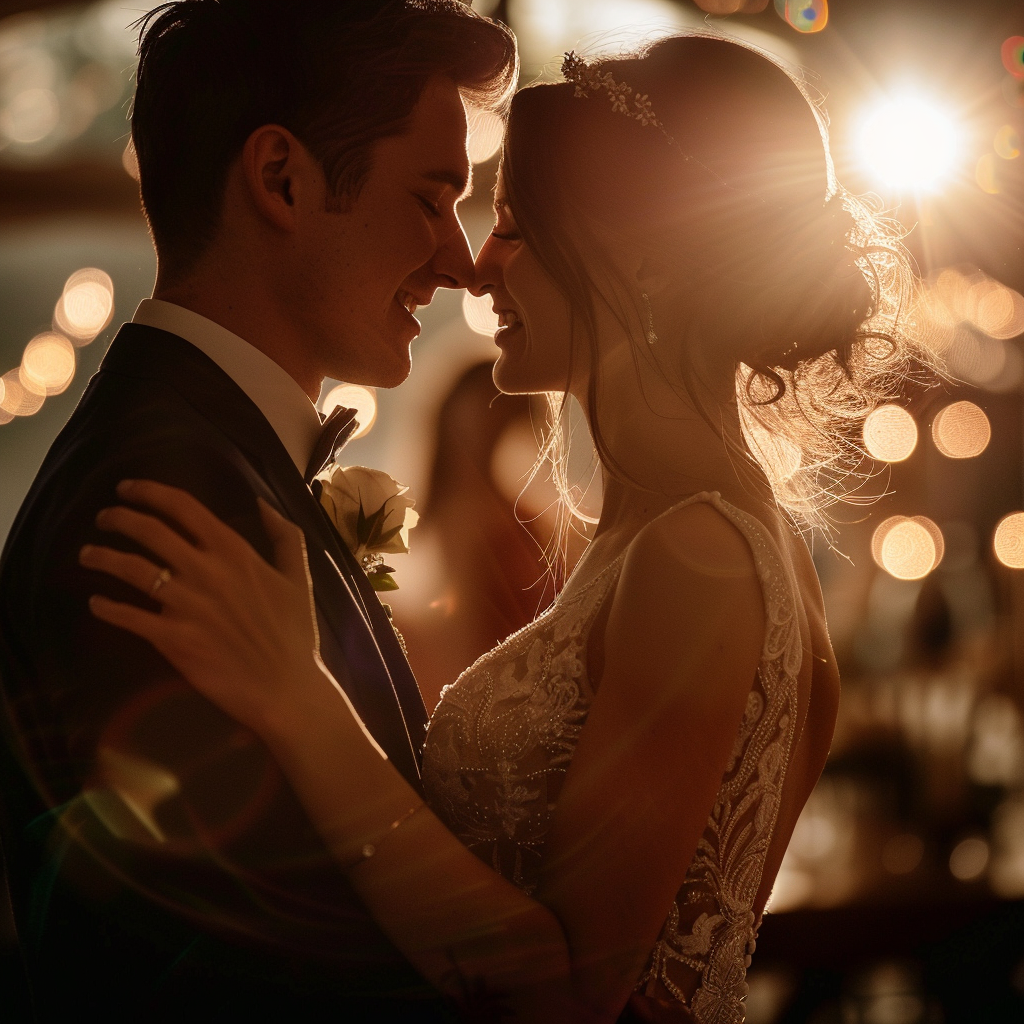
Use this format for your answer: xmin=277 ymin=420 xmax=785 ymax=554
xmin=641 ymin=292 xmax=658 ymax=345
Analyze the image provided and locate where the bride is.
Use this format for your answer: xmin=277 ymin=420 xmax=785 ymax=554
xmin=80 ymin=34 xmax=921 ymax=1023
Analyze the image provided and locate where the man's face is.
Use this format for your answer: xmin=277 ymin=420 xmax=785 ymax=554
xmin=293 ymin=76 xmax=474 ymax=388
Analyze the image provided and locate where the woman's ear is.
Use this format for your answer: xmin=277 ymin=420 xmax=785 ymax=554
xmin=240 ymin=125 xmax=310 ymax=232
xmin=636 ymin=255 xmax=673 ymax=299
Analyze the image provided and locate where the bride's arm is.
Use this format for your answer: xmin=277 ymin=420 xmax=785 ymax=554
xmin=82 ymin=481 xmax=764 ymax=1021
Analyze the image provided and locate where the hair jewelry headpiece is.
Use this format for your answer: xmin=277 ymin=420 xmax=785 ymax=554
xmin=561 ymin=51 xmax=677 ymax=148
xmin=406 ymin=0 xmax=467 ymax=13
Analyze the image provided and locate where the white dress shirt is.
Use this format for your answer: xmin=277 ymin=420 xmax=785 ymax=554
xmin=132 ymin=298 xmax=322 ymax=476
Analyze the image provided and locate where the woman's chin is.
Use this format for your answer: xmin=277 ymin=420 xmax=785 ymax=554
xmin=492 ymin=350 xmax=563 ymax=397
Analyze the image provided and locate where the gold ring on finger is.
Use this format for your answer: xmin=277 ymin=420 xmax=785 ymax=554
xmin=150 ymin=567 xmax=172 ymax=598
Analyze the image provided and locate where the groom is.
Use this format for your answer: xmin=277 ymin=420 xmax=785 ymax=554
xmin=0 ymin=1 xmax=515 ymax=1020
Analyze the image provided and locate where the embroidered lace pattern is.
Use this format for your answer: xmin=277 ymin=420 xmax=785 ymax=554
xmin=421 ymin=493 xmax=802 ymax=1022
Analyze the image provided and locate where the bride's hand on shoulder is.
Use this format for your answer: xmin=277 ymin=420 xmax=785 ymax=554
xmin=80 ymin=479 xmax=326 ymax=738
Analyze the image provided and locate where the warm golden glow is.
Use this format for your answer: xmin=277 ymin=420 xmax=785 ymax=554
xmin=466 ymin=106 xmax=504 ymax=165
xmin=872 ymin=516 xmax=939 ymax=580
xmin=462 ymin=290 xmax=500 ymax=336
xmin=21 ymin=332 xmax=75 ymax=396
xmin=122 ymin=139 xmax=140 ymax=181
xmin=971 ymin=279 xmax=1024 ymax=340
xmin=995 ymin=125 xmax=1021 ymax=160
xmin=912 ymin=516 xmax=945 ymax=568
xmin=971 ymin=279 xmax=1012 ymax=338
xmin=0 ymin=368 xmax=45 ymax=417
xmin=871 ymin=516 xmax=905 ymax=566
xmin=0 ymin=87 xmax=60 ymax=145
xmin=54 ymin=268 xmax=114 ymax=343
xmin=976 ymin=153 xmax=1000 ymax=194
xmin=994 ymin=512 xmax=1024 ymax=569
xmin=932 ymin=401 xmax=991 ymax=459
xmin=321 ymin=383 xmax=377 ymax=441
xmin=863 ymin=404 xmax=918 ymax=462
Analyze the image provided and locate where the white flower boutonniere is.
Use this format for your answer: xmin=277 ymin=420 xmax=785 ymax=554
xmin=315 ymin=465 xmax=419 ymax=592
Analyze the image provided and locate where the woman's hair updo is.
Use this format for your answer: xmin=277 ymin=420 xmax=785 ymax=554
xmin=502 ymin=33 xmax=929 ymax=530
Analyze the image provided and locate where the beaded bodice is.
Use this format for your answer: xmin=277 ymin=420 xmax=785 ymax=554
xmin=421 ymin=492 xmax=802 ymax=1022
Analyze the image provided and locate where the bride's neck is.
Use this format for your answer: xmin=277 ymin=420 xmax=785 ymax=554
xmin=579 ymin=351 xmax=774 ymax=540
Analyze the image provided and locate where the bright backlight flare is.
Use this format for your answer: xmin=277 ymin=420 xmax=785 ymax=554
xmin=321 ymin=384 xmax=377 ymax=441
xmin=462 ymin=291 xmax=500 ymax=337
xmin=857 ymin=95 xmax=961 ymax=193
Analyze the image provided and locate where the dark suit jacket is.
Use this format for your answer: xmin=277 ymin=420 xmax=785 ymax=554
xmin=0 ymin=324 xmax=451 ymax=1021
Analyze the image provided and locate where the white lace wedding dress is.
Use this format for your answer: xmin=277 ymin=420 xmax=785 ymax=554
xmin=421 ymin=492 xmax=803 ymax=1023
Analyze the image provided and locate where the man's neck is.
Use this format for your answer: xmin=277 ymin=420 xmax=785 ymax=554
xmin=153 ymin=279 xmax=322 ymax=402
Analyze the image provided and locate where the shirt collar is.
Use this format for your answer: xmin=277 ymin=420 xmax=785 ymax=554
xmin=132 ymin=298 xmax=322 ymax=477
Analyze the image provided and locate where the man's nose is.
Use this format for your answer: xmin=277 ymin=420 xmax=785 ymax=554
xmin=431 ymin=220 xmax=475 ymax=290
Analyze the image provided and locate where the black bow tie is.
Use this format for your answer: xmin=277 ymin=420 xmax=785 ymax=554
xmin=304 ymin=404 xmax=359 ymax=484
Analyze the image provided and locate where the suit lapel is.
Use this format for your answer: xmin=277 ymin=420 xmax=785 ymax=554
xmin=100 ymin=325 xmax=426 ymax=784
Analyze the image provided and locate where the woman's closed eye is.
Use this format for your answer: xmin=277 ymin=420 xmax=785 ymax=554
xmin=490 ymin=201 xmax=520 ymax=242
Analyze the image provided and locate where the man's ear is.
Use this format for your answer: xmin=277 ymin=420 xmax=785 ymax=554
xmin=241 ymin=125 xmax=308 ymax=232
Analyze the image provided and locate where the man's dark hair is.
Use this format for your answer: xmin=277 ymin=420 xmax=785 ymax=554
xmin=131 ymin=0 xmax=518 ymax=276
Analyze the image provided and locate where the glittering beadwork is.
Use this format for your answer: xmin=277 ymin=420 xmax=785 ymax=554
xmin=422 ymin=492 xmax=802 ymax=1023
xmin=405 ymin=0 xmax=466 ymax=14
xmin=562 ymin=50 xmax=677 ymax=147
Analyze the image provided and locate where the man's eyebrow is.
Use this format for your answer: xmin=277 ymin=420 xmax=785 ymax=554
xmin=422 ymin=167 xmax=473 ymax=200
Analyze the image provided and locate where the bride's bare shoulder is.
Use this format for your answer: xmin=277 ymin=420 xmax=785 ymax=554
xmin=629 ymin=498 xmax=760 ymax=584
xmin=608 ymin=500 xmax=764 ymax=654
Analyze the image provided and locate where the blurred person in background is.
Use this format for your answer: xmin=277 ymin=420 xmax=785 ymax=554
xmin=0 ymin=0 xmax=516 ymax=1020
xmin=80 ymin=32 xmax=933 ymax=1023
xmin=390 ymin=361 xmax=589 ymax=709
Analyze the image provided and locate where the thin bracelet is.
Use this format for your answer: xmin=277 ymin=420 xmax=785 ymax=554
xmin=345 ymin=801 xmax=426 ymax=870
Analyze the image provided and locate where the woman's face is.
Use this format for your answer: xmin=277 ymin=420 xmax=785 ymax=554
xmin=471 ymin=171 xmax=576 ymax=395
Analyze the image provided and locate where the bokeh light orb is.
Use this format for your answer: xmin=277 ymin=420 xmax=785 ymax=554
xmin=0 ymin=368 xmax=45 ymax=417
xmin=932 ymin=401 xmax=991 ymax=459
xmin=321 ymin=383 xmax=377 ymax=441
xmin=912 ymin=515 xmax=945 ymax=568
xmin=1002 ymin=36 xmax=1024 ymax=80
xmin=774 ymin=0 xmax=827 ymax=34
xmin=54 ymin=268 xmax=114 ymax=343
xmin=994 ymin=512 xmax=1024 ymax=569
xmin=863 ymin=404 xmax=918 ymax=462
xmin=873 ymin=516 xmax=940 ymax=581
xmin=995 ymin=125 xmax=1021 ymax=160
xmin=949 ymin=836 xmax=989 ymax=882
xmin=462 ymin=290 xmax=500 ymax=337
xmin=857 ymin=95 xmax=961 ymax=193
xmin=21 ymin=332 xmax=75 ymax=396
xmin=0 ymin=87 xmax=60 ymax=145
